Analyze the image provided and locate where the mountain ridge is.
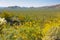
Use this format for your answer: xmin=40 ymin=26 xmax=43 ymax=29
xmin=6 ymin=4 xmax=60 ymax=8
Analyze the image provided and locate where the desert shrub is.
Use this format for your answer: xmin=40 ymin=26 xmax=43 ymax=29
xmin=42 ymin=18 xmax=60 ymax=40
xmin=0 ymin=21 xmax=42 ymax=40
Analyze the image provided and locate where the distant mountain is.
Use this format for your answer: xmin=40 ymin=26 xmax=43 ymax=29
xmin=51 ymin=4 xmax=60 ymax=8
xmin=44 ymin=4 xmax=60 ymax=8
xmin=7 ymin=6 xmax=21 ymax=8
xmin=0 ymin=4 xmax=60 ymax=10
xmin=0 ymin=4 xmax=59 ymax=9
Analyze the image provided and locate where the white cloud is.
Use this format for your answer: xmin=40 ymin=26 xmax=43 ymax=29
xmin=0 ymin=1 xmax=17 ymax=7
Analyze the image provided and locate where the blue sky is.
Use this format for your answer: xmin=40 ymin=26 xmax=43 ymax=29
xmin=0 ymin=0 xmax=60 ymax=7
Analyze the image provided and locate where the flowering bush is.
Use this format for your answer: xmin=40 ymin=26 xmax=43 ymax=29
xmin=0 ymin=17 xmax=6 ymax=25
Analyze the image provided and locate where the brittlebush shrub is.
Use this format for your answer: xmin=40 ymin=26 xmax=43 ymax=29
xmin=42 ymin=18 xmax=60 ymax=40
xmin=0 ymin=21 xmax=42 ymax=40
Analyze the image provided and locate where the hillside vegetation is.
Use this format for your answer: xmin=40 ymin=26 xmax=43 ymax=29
xmin=0 ymin=8 xmax=60 ymax=40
